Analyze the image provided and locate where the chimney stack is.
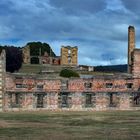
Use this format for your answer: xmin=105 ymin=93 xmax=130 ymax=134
xmin=128 ymin=25 xmax=135 ymax=73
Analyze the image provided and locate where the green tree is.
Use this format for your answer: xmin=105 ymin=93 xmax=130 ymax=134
xmin=27 ymin=42 xmax=56 ymax=56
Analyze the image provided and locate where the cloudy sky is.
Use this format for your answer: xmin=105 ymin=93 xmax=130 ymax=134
xmin=0 ymin=0 xmax=140 ymax=66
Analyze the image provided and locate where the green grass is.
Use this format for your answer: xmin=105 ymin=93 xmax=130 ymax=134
xmin=0 ymin=111 xmax=140 ymax=140
xmin=18 ymin=64 xmax=45 ymax=73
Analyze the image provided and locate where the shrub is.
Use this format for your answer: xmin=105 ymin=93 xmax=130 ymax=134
xmin=60 ymin=69 xmax=80 ymax=78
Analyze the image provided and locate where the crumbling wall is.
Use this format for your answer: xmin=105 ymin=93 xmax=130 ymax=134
xmin=119 ymin=93 xmax=130 ymax=110
xmin=47 ymin=92 xmax=58 ymax=110
xmin=96 ymin=93 xmax=109 ymax=110
xmin=71 ymin=92 xmax=83 ymax=110
xmin=71 ymin=47 xmax=78 ymax=65
xmin=22 ymin=46 xmax=30 ymax=64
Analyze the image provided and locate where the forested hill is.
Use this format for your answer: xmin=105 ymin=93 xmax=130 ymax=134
xmin=94 ymin=64 xmax=127 ymax=73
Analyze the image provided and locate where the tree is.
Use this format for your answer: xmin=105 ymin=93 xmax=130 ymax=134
xmin=6 ymin=46 xmax=23 ymax=72
xmin=60 ymin=69 xmax=80 ymax=78
xmin=27 ymin=42 xmax=56 ymax=57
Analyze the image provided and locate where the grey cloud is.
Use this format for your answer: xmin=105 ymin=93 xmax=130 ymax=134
xmin=0 ymin=0 xmax=129 ymax=41
xmin=121 ymin=0 xmax=140 ymax=14
xmin=0 ymin=0 xmax=16 ymax=16
xmin=49 ymin=0 xmax=107 ymax=16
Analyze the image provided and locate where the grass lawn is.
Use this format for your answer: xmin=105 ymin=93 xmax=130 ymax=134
xmin=0 ymin=111 xmax=140 ymax=140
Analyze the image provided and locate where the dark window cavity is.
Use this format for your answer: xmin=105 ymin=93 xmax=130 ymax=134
xmin=37 ymin=85 xmax=44 ymax=89
xmin=16 ymin=84 xmax=22 ymax=88
xmin=106 ymin=83 xmax=113 ymax=88
xmin=37 ymin=94 xmax=44 ymax=108
xmin=126 ymin=83 xmax=133 ymax=89
xmin=84 ymin=82 xmax=92 ymax=89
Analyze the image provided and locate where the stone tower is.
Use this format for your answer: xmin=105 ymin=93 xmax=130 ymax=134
xmin=61 ymin=46 xmax=78 ymax=66
xmin=128 ymin=26 xmax=135 ymax=73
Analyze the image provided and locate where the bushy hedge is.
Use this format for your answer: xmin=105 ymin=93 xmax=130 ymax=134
xmin=60 ymin=69 xmax=80 ymax=78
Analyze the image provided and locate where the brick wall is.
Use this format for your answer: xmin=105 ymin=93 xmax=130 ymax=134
xmin=4 ymin=74 xmax=140 ymax=111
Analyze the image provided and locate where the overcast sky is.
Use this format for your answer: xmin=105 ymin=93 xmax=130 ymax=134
xmin=0 ymin=0 xmax=140 ymax=66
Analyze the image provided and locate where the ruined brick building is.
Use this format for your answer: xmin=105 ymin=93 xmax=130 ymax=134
xmin=1 ymin=26 xmax=140 ymax=111
xmin=22 ymin=45 xmax=78 ymax=66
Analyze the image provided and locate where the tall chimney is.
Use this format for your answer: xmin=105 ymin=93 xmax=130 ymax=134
xmin=128 ymin=25 xmax=135 ymax=73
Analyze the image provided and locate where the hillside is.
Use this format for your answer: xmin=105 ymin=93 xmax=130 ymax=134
xmin=94 ymin=64 xmax=127 ymax=73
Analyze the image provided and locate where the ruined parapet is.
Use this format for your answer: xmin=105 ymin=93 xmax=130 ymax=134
xmin=61 ymin=46 xmax=78 ymax=66
xmin=128 ymin=26 xmax=135 ymax=73
xmin=22 ymin=45 xmax=30 ymax=64
xmin=0 ymin=50 xmax=6 ymax=111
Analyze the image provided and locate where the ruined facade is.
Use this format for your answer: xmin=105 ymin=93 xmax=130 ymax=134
xmin=22 ymin=45 xmax=78 ymax=66
xmin=61 ymin=46 xmax=78 ymax=66
xmin=1 ymin=26 xmax=140 ymax=111
xmin=22 ymin=45 xmax=60 ymax=65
